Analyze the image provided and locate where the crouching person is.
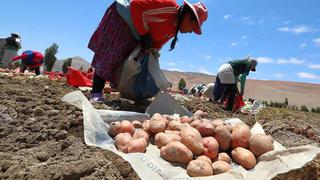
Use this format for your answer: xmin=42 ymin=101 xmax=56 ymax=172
xmin=12 ymin=50 xmax=44 ymax=76
xmin=213 ymin=57 xmax=257 ymax=111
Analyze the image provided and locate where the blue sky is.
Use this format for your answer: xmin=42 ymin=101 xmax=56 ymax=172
xmin=1 ymin=0 xmax=320 ymax=84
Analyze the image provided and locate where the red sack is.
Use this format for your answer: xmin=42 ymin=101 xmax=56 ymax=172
xmin=65 ymin=67 xmax=92 ymax=87
xmin=233 ymin=94 xmax=246 ymax=112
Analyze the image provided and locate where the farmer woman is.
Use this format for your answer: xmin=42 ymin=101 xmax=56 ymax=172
xmin=213 ymin=57 xmax=258 ymax=111
xmin=12 ymin=50 xmax=44 ymax=76
xmin=88 ymin=0 xmax=208 ymax=102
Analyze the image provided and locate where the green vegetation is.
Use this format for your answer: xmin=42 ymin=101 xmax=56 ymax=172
xmin=262 ymin=98 xmax=320 ymax=113
xmin=44 ymin=43 xmax=58 ymax=72
xmin=62 ymin=58 xmax=72 ymax=73
xmin=178 ymin=78 xmax=186 ymax=90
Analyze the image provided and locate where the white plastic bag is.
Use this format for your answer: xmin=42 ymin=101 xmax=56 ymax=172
xmin=118 ymin=46 xmax=170 ymax=100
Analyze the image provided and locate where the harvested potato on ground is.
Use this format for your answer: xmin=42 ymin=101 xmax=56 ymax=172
xmin=115 ymin=133 xmax=133 ymax=153
xmin=133 ymin=129 xmax=149 ymax=141
xmin=231 ymin=124 xmax=251 ymax=149
xmin=163 ymin=114 xmax=175 ymax=121
xmin=249 ymin=134 xmax=274 ymax=157
xmin=180 ymin=116 xmax=192 ymax=123
xmin=180 ymin=127 xmax=205 ymax=155
xmin=194 ymin=110 xmax=208 ymax=118
xmin=165 ymin=130 xmax=180 ymax=135
xmin=202 ymin=137 xmax=219 ymax=159
xmin=108 ymin=122 xmax=123 ymax=137
xmin=197 ymin=122 xmax=214 ymax=137
xmin=212 ymin=161 xmax=232 ymax=175
xmin=216 ymin=152 xmax=231 ymax=164
xmin=160 ymin=141 xmax=193 ymax=164
xmin=231 ymin=147 xmax=256 ymax=170
xmin=142 ymin=120 xmax=150 ymax=133
xmin=212 ymin=119 xmax=224 ymax=128
xmin=155 ymin=132 xmax=181 ymax=148
xmin=196 ymin=155 xmax=212 ymax=164
xmin=132 ymin=120 xmax=142 ymax=128
xmin=121 ymin=120 xmax=135 ymax=135
xmin=213 ymin=126 xmax=231 ymax=151
xmin=225 ymin=124 xmax=233 ymax=133
xmin=149 ymin=114 xmax=167 ymax=134
xmin=167 ymin=120 xmax=182 ymax=131
xmin=190 ymin=119 xmax=202 ymax=129
xmin=187 ymin=159 xmax=213 ymax=177
xmin=128 ymin=138 xmax=148 ymax=153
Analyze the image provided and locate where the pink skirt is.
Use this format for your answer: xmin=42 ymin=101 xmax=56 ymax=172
xmin=88 ymin=2 xmax=138 ymax=84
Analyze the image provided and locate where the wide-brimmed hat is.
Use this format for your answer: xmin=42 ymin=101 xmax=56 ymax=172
xmin=184 ymin=0 xmax=208 ymax=35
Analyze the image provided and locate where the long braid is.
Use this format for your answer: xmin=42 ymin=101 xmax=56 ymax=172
xmin=169 ymin=6 xmax=185 ymax=51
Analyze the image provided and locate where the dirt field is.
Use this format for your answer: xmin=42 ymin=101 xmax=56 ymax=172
xmin=0 ymin=75 xmax=319 ymax=179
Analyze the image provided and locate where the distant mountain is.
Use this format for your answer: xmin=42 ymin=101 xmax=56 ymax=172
xmin=52 ymin=56 xmax=91 ymax=72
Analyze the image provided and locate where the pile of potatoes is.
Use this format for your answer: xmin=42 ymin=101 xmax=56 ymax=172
xmin=108 ymin=110 xmax=274 ymax=177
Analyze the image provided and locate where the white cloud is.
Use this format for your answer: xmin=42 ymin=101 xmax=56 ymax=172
xmin=297 ymin=72 xmax=319 ymax=79
xmin=167 ymin=62 xmax=176 ymax=66
xmin=276 ymin=58 xmax=304 ymax=65
xmin=168 ymin=68 xmax=183 ymax=72
xmin=203 ymin=55 xmax=212 ymax=59
xmin=239 ymin=16 xmax=255 ymax=25
xmin=308 ymin=64 xmax=320 ymax=69
xmin=313 ymin=38 xmax=320 ymax=47
xmin=198 ymin=69 xmax=214 ymax=75
xmin=231 ymin=42 xmax=238 ymax=46
xmin=224 ymin=14 xmax=231 ymax=20
xmin=256 ymin=57 xmax=274 ymax=63
xmin=299 ymin=43 xmax=307 ymax=48
xmin=274 ymin=73 xmax=284 ymax=78
xmin=241 ymin=35 xmax=248 ymax=40
xmin=277 ymin=25 xmax=314 ymax=34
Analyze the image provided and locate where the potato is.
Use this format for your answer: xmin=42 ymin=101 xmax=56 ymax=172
xmin=190 ymin=119 xmax=202 ymax=129
xmin=230 ymin=124 xmax=251 ymax=149
xmin=155 ymin=132 xmax=181 ymax=148
xmin=127 ymin=138 xmax=148 ymax=153
xmin=187 ymin=160 xmax=213 ymax=177
xmin=180 ymin=127 xmax=205 ymax=155
xmin=132 ymin=120 xmax=142 ymax=128
xmin=142 ymin=120 xmax=150 ymax=133
xmin=212 ymin=161 xmax=232 ymax=175
xmin=197 ymin=122 xmax=214 ymax=137
xmin=231 ymin=147 xmax=256 ymax=170
xmin=196 ymin=155 xmax=212 ymax=164
xmin=216 ymin=152 xmax=231 ymax=164
xmin=213 ymin=126 xmax=231 ymax=151
xmin=165 ymin=130 xmax=180 ymax=135
xmin=115 ymin=133 xmax=133 ymax=153
xmin=180 ymin=116 xmax=192 ymax=123
xmin=249 ymin=134 xmax=274 ymax=157
xmin=121 ymin=120 xmax=135 ymax=135
xmin=133 ymin=129 xmax=149 ymax=141
xmin=225 ymin=124 xmax=233 ymax=133
xmin=212 ymin=119 xmax=224 ymax=128
xmin=193 ymin=110 xmax=207 ymax=118
xmin=202 ymin=137 xmax=219 ymax=159
xmin=160 ymin=141 xmax=193 ymax=164
xmin=167 ymin=121 xmax=182 ymax=131
xmin=108 ymin=121 xmax=123 ymax=137
xmin=149 ymin=114 xmax=167 ymax=134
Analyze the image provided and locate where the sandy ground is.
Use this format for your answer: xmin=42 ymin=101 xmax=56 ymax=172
xmin=0 ymin=75 xmax=319 ymax=179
